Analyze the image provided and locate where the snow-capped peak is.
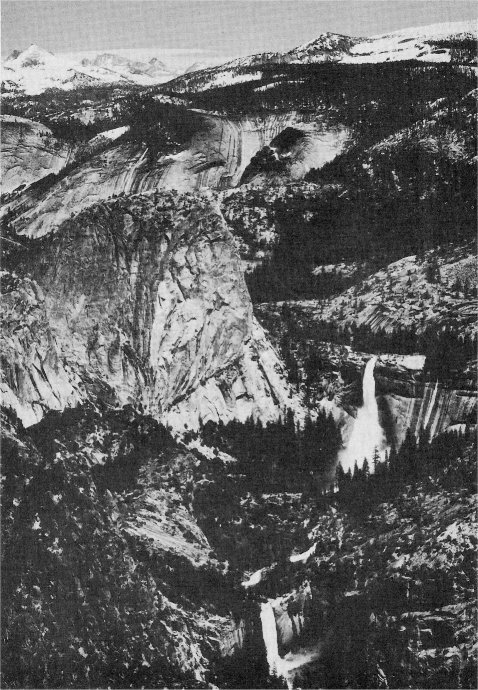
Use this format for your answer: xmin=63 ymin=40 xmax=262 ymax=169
xmin=290 ymin=31 xmax=362 ymax=54
xmin=344 ymin=20 xmax=477 ymax=64
xmin=2 ymin=45 xmax=179 ymax=95
xmin=6 ymin=44 xmax=56 ymax=67
xmin=286 ymin=31 xmax=362 ymax=63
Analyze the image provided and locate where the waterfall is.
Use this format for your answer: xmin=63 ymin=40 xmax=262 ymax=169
xmin=260 ymin=600 xmax=322 ymax=689
xmin=339 ymin=357 xmax=387 ymax=472
xmin=260 ymin=602 xmax=280 ymax=676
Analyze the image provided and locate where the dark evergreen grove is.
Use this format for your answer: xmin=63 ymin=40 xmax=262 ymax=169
xmin=238 ymin=62 xmax=476 ymax=304
xmin=335 ymin=426 xmax=477 ymax=516
xmin=1 ymin=408 xmax=200 ymax=690
xmin=200 ymin=410 xmax=343 ymax=494
xmin=168 ymin=62 xmax=474 ymax=130
xmin=279 ymin=319 xmax=477 ymax=383
xmin=245 ymin=137 xmax=476 ymax=302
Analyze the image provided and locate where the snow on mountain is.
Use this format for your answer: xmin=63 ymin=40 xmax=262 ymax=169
xmin=286 ymin=32 xmax=362 ymax=63
xmin=184 ymin=61 xmax=208 ymax=74
xmin=6 ymin=22 xmax=474 ymax=96
xmin=196 ymin=69 xmax=263 ymax=89
xmin=1 ymin=44 xmax=180 ymax=95
xmin=167 ymin=21 xmax=476 ymax=93
xmin=5 ymin=44 xmax=55 ymax=67
xmin=2 ymin=44 xmax=79 ymax=94
xmin=289 ymin=20 xmax=477 ymax=65
xmin=342 ymin=20 xmax=477 ymax=64
xmin=82 ymin=52 xmax=178 ymax=82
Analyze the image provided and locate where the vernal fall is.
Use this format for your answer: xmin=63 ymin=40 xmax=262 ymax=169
xmin=1 ymin=2 xmax=477 ymax=688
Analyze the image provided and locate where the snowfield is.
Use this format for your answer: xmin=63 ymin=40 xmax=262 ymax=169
xmin=343 ymin=20 xmax=476 ymax=64
xmin=1 ymin=44 xmax=180 ymax=95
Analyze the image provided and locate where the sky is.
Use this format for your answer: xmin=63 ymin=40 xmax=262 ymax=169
xmin=2 ymin=0 xmax=476 ymax=64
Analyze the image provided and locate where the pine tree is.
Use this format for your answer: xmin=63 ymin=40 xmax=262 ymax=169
xmin=336 ymin=461 xmax=345 ymax=486
xmin=362 ymin=458 xmax=370 ymax=481
xmin=353 ymin=460 xmax=360 ymax=481
xmin=388 ymin=443 xmax=400 ymax=479
xmin=372 ymin=446 xmax=380 ymax=473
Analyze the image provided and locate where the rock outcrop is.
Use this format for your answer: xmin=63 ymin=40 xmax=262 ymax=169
xmin=1 ymin=115 xmax=73 ymax=194
xmin=333 ymin=354 xmax=476 ymax=447
xmin=252 ymin=479 xmax=477 ymax=689
xmin=12 ymin=113 xmax=348 ymax=238
xmin=240 ymin=123 xmax=349 ymax=185
xmin=1 ymin=192 xmax=296 ymax=431
xmin=375 ymin=362 xmax=477 ymax=446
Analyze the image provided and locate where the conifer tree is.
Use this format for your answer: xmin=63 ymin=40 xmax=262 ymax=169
xmin=362 ymin=457 xmax=370 ymax=481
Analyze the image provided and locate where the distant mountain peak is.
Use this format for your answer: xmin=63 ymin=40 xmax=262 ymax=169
xmin=149 ymin=57 xmax=168 ymax=68
xmin=286 ymin=32 xmax=363 ymax=61
xmin=6 ymin=44 xmax=55 ymax=67
xmin=184 ymin=61 xmax=208 ymax=74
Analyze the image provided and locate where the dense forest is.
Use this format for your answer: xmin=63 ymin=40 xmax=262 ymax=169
xmin=278 ymin=318 xmax=477 ymax=383
xmin=336 ymin=426 xmax=476 ymax=515
xmin=200 ymin=410 xmax=342 ymax=495
xmin=1 ymin=407 xmax=205 ymax=689
xmin=168 ymin=62 xmax=475 ymax=136
xmin=246 ymin=132 xmax=476 ymax=302
xmin=121 ymin=96 xmax=206 ymax=160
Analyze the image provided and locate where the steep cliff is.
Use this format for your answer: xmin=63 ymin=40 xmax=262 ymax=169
xmin=1 ymin=115 xmax=73 ymax=194
xmin=256 ymin=298 xmax=476 ymax=448
xmin=240 ymin=125 xmax=349 ymax=185
xmin=1 ymin=192 xmax=296 ymax=431
xmin=376 ymin=369 xmax=477 ymax=447
xmin=11 ymin=112 xmax=348 ymax=238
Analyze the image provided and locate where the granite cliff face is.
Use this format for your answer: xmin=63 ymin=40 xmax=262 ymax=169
xmin=328 ymin=354 xmax=476 ymax=448
xmin=10 ymin=112 xmax=349 ymax=238
xmin=375 ymin=361 xmax=476 ymax=446
xmin=256 ymin=300 xmax=476 ymax=449
xmin=240 ymin=124 xmax=350 ymax=185
xmin=1 ymin=192 xmax=295 ymax=431
xmin=1 ymin=115 xmax=73 ymax=195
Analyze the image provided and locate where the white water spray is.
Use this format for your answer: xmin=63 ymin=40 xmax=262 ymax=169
xmin=339 ymin=357 xmax=387 ymax=472
xmin=260 ymin=601 xmax=323 ymax=688
xmin=260 ymin=602 xmax=281 ymax=677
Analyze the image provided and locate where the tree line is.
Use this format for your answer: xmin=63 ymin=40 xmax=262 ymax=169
xmin=201 ymin=410 xmax=342 ymax=494
xmin=267 ymin=304 xmax=476 ymax=391
xmin=335 ymin=425 xmax=476 ymax=516
xmin=172 ymin=62 xmax=474 ymax=140
xmin=246 ymin=138 xmax=475 ymax=303
xmin=290 ymin=319 xmax=476 ymax=382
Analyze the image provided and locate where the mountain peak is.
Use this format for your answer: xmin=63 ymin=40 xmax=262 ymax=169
xmin=149 ymin=57 xmax=167 ymax=67
xmin=6 ymin=44 xmax=55 ymax=67
xmin=288 ymin=31 xmax=362 ymax=60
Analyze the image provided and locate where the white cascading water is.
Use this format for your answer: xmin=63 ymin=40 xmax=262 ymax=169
xmin=260 ymin=602 xmax=281 ymax=677
xmin=260 ymin=601 xmax=322 ymax=689
xmin=339 ymin=356 xmax=387 ymax=472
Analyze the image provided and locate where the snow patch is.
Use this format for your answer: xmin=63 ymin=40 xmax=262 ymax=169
xmin=289 ymin=542 xmax=317 ymax=564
